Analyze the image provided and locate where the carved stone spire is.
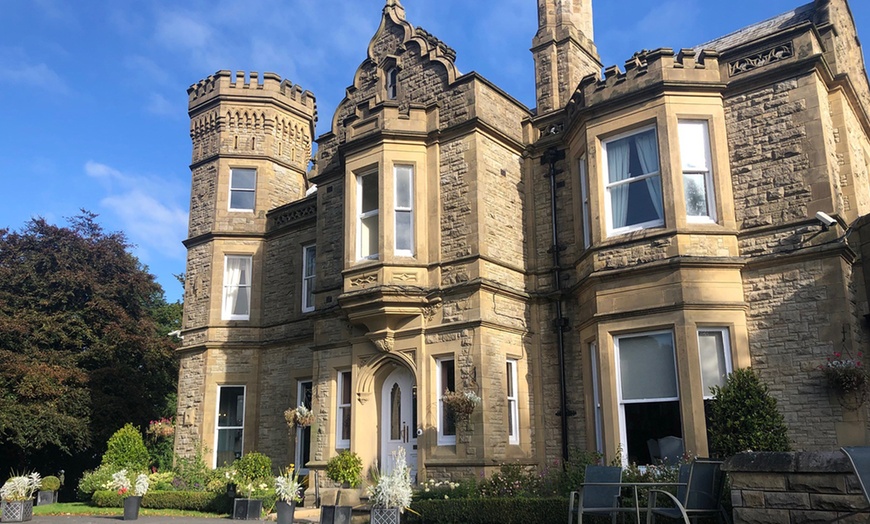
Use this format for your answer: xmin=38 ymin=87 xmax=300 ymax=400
xmin=532 ymin=0 xmax=601 ymax=114
xmin=384 ymin=0 xmax=405 ymax=19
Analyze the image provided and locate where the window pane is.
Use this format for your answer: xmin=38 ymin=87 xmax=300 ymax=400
xmin=699 ymin=331 xmax=729 ymax=395
xmin=396 ymin=211 xmax=412 ymax=252
xmin=361 ymin=174 xmax=378 ymax=214
xmin=684 ymin=173 xmax=709 ymax=217
xmin=341 ymin=407 xmax=351 ymax=441
xmin=304 ymin=246 xmax=316 ymax=277
xmin=232 ymin=169 xmax=256 ymax=189
xmin=341 ymin=372 xmax=351 ymax=404
xmin=218 ymin=387 xmax=245 ymax=427
xmin=506 ymin=362 xmax=514 ymax=397
xmin=606 ymin=129 xmax=663 ymax=230
xmin=619 ymin=333 xmax=677 ymax=400
xmin=678 ymin=122 xmax=710 ymax=171
xmin=395 ymin=166 xmax=412 ymax=208
xmin=623 ymin=401 xmax=681 ymax=465
xmin=230 ymin=190 xmax=255 ymax=211
xmin=390 ymin=383 xmax=401 ymax=440
xmin=216 ymin=428 xmax=243 ymax=466
xmin=233 ymin=286 xmax=250 ymax=316
xmin=361 ymin=215 xmax=378 ymax=257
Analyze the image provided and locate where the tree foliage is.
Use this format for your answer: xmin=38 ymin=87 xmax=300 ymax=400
xmin=102 ymin=423 xmax=150 ymax=472
xmin=0 ymin=212 xmax=180 ymax=474
xmin=708 ymin=367 xmax=791 ymax=457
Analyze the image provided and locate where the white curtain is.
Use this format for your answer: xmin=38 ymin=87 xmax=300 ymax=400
xmin=635 ymin=131 xmax=663 ymax=222
xmin=607 ymin=139 xmax=631 ymax=228
xmin=224 ymin=257 xmax=250 ymax=317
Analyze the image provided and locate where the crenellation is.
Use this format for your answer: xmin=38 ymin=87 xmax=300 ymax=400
xmin=188 ymin=70 xmax=317 ymax=118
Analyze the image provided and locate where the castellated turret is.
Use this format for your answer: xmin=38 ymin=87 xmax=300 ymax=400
xmin=186 ymin=70 xmax=317 ymax=239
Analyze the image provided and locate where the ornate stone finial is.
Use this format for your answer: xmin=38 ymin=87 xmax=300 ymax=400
xmin=384 ymin=0 xmax=405 ymax=17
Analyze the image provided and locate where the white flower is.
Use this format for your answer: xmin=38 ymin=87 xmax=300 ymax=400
xmin=134 ymin=474 xmax=149 ymax=497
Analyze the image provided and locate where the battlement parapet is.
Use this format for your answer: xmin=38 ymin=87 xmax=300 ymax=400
xmin=188 ymin=70 xmax=317 ymax=116
xmin=570 ymin=48 xmax=722 ymax=111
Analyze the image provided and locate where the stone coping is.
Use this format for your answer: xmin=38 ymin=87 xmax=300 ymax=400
xmin=722 ymin=450 xmax=853 ymax=474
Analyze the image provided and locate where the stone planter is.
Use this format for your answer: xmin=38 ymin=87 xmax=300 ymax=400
xmin=123 ymin=496 xmax=142 ymax=520
xmin=233 ymin=498 xmax=263 ymax=520
xmin=1 ymin=500 xmax=33 ymax=522
xmin=275 ymin=500 xmax=296 ymax=524
xmin=36 ymin=490 xmax=58 ymax=506
xmin=319 ymin=505 xmax=352 ymax=524
xmin=370 ymin=507 xmax=400 ymax=524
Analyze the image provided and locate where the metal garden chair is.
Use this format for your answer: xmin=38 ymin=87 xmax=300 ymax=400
xmin=842 ymin=446 xmax=870 ymax=506
xmin=568 ymin=465 xmax=626 ymax=524
xmin=645 ymin=459 xmax=730 ymax=524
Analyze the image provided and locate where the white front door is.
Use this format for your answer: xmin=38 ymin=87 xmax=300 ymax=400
xmin=380 ymin=366 xmax=417 ymax=482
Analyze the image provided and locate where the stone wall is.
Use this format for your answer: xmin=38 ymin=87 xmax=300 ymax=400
xmin=724 ymin=451 xmax=869 ymax=523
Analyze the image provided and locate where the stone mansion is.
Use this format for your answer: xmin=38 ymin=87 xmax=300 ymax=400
xmin=175 ymin=0 xmax=870 ymax=486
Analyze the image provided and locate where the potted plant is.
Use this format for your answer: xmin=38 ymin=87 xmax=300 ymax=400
xmin=284 ymin=405 xmax=315 ymax=428
xmin=275 ymin=466 xmax=304 ymax=524
xmin=0 ymin=473 xmax=41 ymax=522
xmin=321 ymin=450 xmax=362 ymax=524
xmin=442 ymin=389 xmax=481 ymax=427
xmin=367 ymin=448 xmax=412 ymax=524
xmin=36 ymin=475 xmax=60 ymax=505
xmin=106 ymin=469 xmax=149 ymax=521
xmin=231 ymin=452 xmax=274 ymax=520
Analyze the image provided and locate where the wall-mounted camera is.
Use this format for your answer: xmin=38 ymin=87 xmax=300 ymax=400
xmin=815 ymin=211 xmax=837 ymax=230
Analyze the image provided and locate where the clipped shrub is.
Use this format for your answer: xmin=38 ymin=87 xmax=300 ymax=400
xmin=40 ymin=475 xmax=61 ymax=492
xmin=325 ymin=450 xmax=362 ymax=487
xmin=233 ymin=452 xmax=273 ymax=484
xmin=77 ymin=464 xmax=116 ymax=501
xmin=708 ymin=367 xmax=791 ymax=457
xmin=102 ymin=423 xmax=150 ymax=471
xmin=478 ymin=463 xmax=541 ymax=498
xmin=415 ymin=478 xmax=478 ymax=501
xmin=407 ymin=497 xmax=567 ymax=524
xmin=91 ymin=489 xmax=232 ymax=513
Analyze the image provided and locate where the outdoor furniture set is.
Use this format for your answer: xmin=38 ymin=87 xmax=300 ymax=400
xmin=568 ymin=459 xmax=730 ymax=524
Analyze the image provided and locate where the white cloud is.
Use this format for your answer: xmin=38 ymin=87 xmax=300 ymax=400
xmin=0 ymin=50 xmax=70 ymax=94
xmin=146 ymin=93 xmax=178 ymax=118
xmin=84 ymin=161 xmax=189 ymax=261
xmin=154 ymin=11 xmax=213 ymax=52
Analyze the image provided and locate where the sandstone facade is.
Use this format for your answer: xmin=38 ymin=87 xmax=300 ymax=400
xmin=176 ymin=0 xmax=870 ymax=492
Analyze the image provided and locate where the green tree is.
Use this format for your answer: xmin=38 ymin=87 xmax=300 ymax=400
xmin=0 ymin=212 xmax=180 ymax=474
xmin=708 ymin=367 xmax=791 ymax=457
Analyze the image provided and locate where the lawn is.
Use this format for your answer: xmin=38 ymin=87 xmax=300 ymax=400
xmin=32 ymin=502 xmax=227 ymax=519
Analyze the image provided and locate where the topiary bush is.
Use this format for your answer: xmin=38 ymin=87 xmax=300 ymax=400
xmin=708 ymin=367 xmax=791 ymax=457
xmin=40 ymin=475 xmax=61 ymax=492
xmin=233 ymin=452 xmax=273 ymax=484
xmin=102 ymin=423 xmax=150 ymax=471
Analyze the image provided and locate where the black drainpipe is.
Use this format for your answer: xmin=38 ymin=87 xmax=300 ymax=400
xmin=541 ymin=147 xmax=571 ymax=464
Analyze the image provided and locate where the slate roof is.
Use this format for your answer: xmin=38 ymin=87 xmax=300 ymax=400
xmin=695 ymin=2 xmax=817 ymax=52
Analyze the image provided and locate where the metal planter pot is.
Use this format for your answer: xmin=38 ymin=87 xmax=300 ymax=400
xmin=1 ymin=500 xmax=33 ymax=522
xmin=370 ymin=507 xmax=401 ymax=524
xmin=233 ymin=498 xmax=263 ymax=520
xmin=123 ymin=496 xmax=142 ymax=520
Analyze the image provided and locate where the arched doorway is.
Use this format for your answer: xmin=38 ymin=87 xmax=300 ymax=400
xmin=379 ymin=365 xmax=417 ymax=481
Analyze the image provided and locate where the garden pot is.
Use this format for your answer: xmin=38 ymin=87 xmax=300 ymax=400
xmin=276 ymin=500 xmax=296 ymax=524
xmin=370 ymin=507 xmax=401 ymax=524
xmin=123 ymin=496 xmax=142 ymax=520
xmin=319 ymin=505 xmax=352 ymax=524
xmin=233 ymin=498 xmax=263 ymax=520
xmin=36 ymin=490 xmax=58 ymax=506
xmin=1 ymin=500 xmax=33 ymax=522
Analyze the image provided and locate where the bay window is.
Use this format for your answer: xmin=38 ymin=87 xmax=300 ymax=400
xmin=436 ymin=357 xmax=456 ymax=445
xmin=357 ymin=172 xmax=379 ymax=259
xmin=603 ymin=127 xmax=663 ymax=235
xmin=215 ymin=385 xmax=245 ymax=467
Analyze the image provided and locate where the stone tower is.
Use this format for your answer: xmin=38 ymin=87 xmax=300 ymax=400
xmin=532 ymin=0 xmax=601 ymax=114
xmin=175 ymin=71 xmax=316 ymax=454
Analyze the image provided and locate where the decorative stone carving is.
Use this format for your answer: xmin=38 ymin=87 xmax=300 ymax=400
xmin=393 ymin=271 xmax=418 ymax=283
xmin=729 ymin=43 xmax=793 ymax=76
xmin=351 ymin=273 xmax=378 ymax=287
xmin=366 ymin=329 xmax=395 ymax=353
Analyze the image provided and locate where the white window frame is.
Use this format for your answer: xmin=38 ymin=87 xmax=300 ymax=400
xmin=302 ymin=244 xmax=316 ymax=313
xmin=222 ymin=255 xmax=252 ymax=321
xmin=697 ymin=328 xmax=733 ymax=399
xmin=436 ymin=357 xmax=456 ymax=446
xmin=357 ymin=172 xmax=379 ymax=260
xmin=394 ymin=164 xmax=414 ymax=257
xmin=336 ymin=370 xmax=352 ymax=449
xmin=579 ymin=156 xmax=592 ymax=249
xmin=679 ymin=120 xmax=717 ymax=223
xmin=614 ymin=330 xmax=679 ymax=466
xmin=602 ymin=125 xmax=664 ymax=236
xmin=506 ymin=359 xmax=519 ymax=445
xmin=214 ymin=385 xmax=245 ymax=468
xmin=589 ymin=341 xmax=604 ymax=454
xmin=229 ymin=168 xmax=256 ymax=212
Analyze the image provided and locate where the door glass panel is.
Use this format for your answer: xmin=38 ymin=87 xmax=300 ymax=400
xmin=390 ymin=383 xmax=401 ymax=440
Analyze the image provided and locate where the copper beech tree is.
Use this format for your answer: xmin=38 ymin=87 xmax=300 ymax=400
xmin=0 ymin=212 xmax=180 ymax=474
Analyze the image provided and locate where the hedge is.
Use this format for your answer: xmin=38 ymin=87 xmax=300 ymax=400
xmin=91 ymin=490 xmax=232 ymax=513
xmin=407 ymin=498 xmax=569 ymax=524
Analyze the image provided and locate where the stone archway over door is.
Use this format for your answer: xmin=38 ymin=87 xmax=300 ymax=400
xmin=380 ymin=366 xmax=417 ymax=482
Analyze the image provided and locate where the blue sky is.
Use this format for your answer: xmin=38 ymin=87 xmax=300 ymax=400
xmin=2 ymin=0 xmax=869 ymax=302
